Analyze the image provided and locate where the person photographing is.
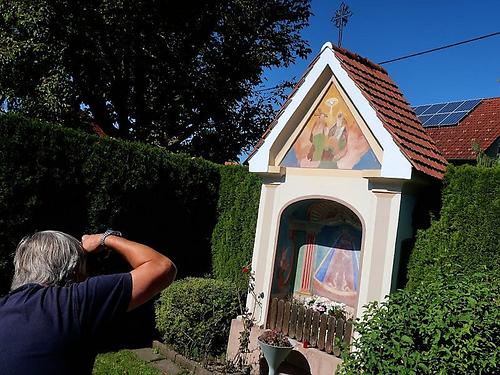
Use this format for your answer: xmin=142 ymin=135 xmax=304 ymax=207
xmin=0 ymin=230 xmax=176 ymax=375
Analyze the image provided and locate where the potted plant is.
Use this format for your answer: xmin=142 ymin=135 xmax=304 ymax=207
xmin=258 ymin=330 xmax=294 ymax=375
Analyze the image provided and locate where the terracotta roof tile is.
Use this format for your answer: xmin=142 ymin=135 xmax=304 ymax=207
xmin=248 ymin=45 xmax=448 ymax=179
xmin=332 ymin=46 xmax=447 ymax=179
xmin=425 ymin=98 xmax=500 ymax=160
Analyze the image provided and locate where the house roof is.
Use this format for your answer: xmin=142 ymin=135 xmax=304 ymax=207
xmin=331 ymin=47 xmax=447 ymax=179
xmin=247 ymin=44 xmax=448 ymax=180
xmin=425 ymin=97 xmax=500 ymax=160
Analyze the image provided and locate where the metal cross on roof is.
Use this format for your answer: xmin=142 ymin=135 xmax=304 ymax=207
xmin=332 ymin=2 xmax=353 ymax=48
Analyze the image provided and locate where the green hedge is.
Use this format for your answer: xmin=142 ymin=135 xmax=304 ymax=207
xmin=211 ymin=165 xmax=261 ymax=289
xmin=0 ymin=114 xmax=261 ymax=294
xmin=155 ymin=277 xmax=241 ymax=359
xmin=0 ymin=115 xmax=93 ymax=291
xmin=407 ymin=164 xmax=500 ymax=289
xmin=339 ymin=274 xmax=499 ymax=374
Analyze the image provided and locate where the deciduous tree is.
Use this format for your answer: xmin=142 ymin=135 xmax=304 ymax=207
xmin=0 ymin=0 xmax=311 ymax=162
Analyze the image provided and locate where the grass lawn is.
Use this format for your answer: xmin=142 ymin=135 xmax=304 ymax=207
xmin=93 ymin=350 xmax=162 ymax=375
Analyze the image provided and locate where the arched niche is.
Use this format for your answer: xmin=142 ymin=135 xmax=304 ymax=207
xmin=270 ymin=199 xmax=363 ymax=312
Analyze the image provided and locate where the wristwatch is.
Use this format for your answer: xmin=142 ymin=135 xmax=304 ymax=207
xmin=100 ymin=229 xmax=122 ymax=248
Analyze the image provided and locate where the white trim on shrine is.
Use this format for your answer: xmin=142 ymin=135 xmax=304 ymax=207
xmin=228 ymin=42 xmax=444 ymax=375
xmin=248 ymin=42 xmax=413 ymax=179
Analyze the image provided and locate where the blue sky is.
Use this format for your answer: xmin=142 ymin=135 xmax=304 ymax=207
xmin=262 ymin=0 xmax=500 ymax=106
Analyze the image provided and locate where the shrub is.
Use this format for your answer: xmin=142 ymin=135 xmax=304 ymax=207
xmin=0 ymin=114 xmax=262 ymax=294
xmin=211 ymin=165 xmax=261 ymax=288
xmin=80 ymin=135 xmax=220 ymax=279
xmin=407 ymin=164 xmax=500 ymax=289
xmin=0 ymin=115 xmax=93 ymax=293
xmin=155 ymin=277 xmax=241 ymax=359
xmin=338 ymin=274 xmax=500 ymax=374
xmin=0 ymin=114 xmax=219 ymax=293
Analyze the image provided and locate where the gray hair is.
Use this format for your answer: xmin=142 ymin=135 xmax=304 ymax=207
xmin=11 ymin=230 xmax=86 ymax=290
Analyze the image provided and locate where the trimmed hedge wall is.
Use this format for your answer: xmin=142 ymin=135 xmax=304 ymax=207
xmin=407 ymin=164 xmax=500 ymax=289
xmin=0 ymin=115 xmax=94 ymax=291
xmin=0 ymin=114 xmax=262 ymax=294
xmin=211 ymin=165 xmax=261 ymax=289
xmin=339 ymin=274 xmax=499 ymax=374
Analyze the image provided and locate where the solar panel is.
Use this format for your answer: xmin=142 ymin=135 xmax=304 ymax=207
xmin=412 ymin=99 xmax=482 ymax=127
xmin=456 ymin=99 xmax=481 ymax=111
xmin=438 ymin=101 xmax=463 ymax=113
xmin=414 ymin=105 xmax=431 ymax=115
xmin=417 ymin=114 xmax=433 ymax=124
xmin=440 ymin=111 xmax=469 ymax=126
xmin=425 ymin=113 xmax=449 ymax=126
xmin=421 ymin=103 xmax=446 ymax=115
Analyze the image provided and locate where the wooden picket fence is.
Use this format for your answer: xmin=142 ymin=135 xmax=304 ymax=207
xmin=266 ymin=298 xmax=353 ymax=357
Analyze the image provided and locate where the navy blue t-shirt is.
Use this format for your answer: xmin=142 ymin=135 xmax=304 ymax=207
xmin=0 ymin=273 xmax=132 ymax=375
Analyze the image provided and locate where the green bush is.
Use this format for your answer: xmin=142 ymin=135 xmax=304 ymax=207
xmin=155 ymin=277 xmax=241 ymax=359
xmin=80 ymin=134 xmax=220 ymax=279
xmin=0 ymin=114 xmax=219 ymax=292
xmin=0 ymin=115 xmax=93 ymax=292
xmin=0 ymin=114 xmax=261 ymax=294
xmin=211 ymin=165 xmax=261 ymax=288
xmin=407 ymin=164 xmax=500 ymax=289
xmin=339 ymin=274 xmax=499 ymax=374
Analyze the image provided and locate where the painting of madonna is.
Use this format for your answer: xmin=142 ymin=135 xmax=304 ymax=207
xmin=312 ymin=226 xmax=361 ymax=308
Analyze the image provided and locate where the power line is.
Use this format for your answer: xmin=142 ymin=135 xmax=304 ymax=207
xmin=255 ymin=31 xmax=499 ymax=92
xmin=378 ymin=31 xmax=500 ymax=65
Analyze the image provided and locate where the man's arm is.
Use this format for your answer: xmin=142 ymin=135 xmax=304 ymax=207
xmin=82 ymin=234 xmax=177 ymax=311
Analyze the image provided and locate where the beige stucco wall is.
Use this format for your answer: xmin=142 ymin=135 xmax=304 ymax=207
xmin=227 ymin=318 xmax=343 ymax=375
xmin=247 ymin=168 xmax=406 ymax=325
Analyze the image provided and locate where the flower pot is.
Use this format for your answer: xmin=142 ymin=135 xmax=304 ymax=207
xmin=258 ymin=339 xmax=294 ymax=375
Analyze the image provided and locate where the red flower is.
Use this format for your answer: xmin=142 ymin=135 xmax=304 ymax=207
xmin=303 ymin=339 xmax=309 ymax=349
xmin=242 ymin=266 xmax=250 ymax=273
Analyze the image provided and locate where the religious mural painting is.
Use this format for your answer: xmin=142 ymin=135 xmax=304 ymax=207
xmin=272 ymin=199 xmax=362 ymax=312
xmin=280 ymin=83 xmax=380 ymax=170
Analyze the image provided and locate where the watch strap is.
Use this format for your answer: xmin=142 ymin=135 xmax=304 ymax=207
xmin=100 ymin=229 xmax=122 ymax=248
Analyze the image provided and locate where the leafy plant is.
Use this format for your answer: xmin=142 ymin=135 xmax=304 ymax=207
xmin=473 ymin=142 xmax=499 ymax=167
xmin=231 ymin=266 xmax=264 ymax=373
xmin=211 ymin=166 xmax=261 ymax=289
xmin=0 ymin=114 xmax=261 ymax=294
xmin=0 ymin=114 xmax=220 ymax=288
xmin=407 ymin=164 xmax=500 ymax=289
xmin=338 ymin=274 xmax=500 ymax=374
xmin=0 ymin=0 xmax=311 ymax=162
xmin=155 ymin=277 xmax=242 ymax=360
xmin=258 ymin=330 xmax=292 ymax=348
